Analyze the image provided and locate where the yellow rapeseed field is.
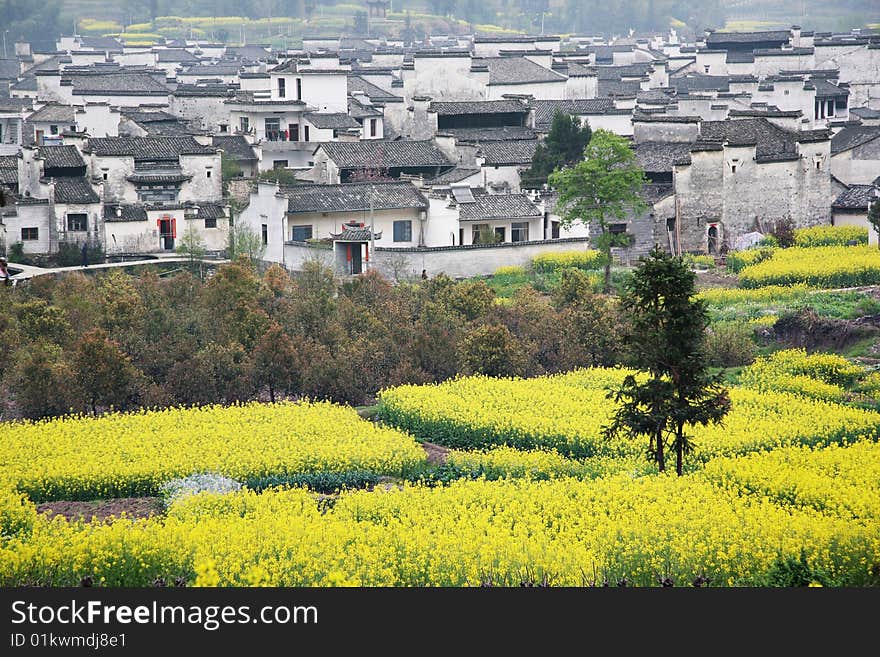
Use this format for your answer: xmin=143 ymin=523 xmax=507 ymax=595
xmin=377 ymin=368 xmax=880 ymax=461
xmin=3 ymin=476 xmax=878 ymax=587
xmin=1 ymin=401 xmax=426 ymax=501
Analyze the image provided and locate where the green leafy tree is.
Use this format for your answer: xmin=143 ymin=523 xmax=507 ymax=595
xmin=227 ymin=221 xmax=266 ymax=265
xmin=11 ymin=342 xmax=75 ymax=419
xmin=68 ymin=328 xmax=145 ymax=415
xmin=457 ymin=323 xmax=526 ymax=377
xmin=868 ymin=198 xmax=880 ymax=249
xmin=221 ymin=152 xmax=244 ymax=182
xmin=521 ymin=111 xmax=592 ymax=188
xmin=603 ymin=247 xmax=731 ymax=475
xmin=176 ymin=221 xmax=207 ymax=279
xmin=548 ymin=129 xmax=647 ymax=293
xmin=248 ymin=322 xmax=300 ymax=402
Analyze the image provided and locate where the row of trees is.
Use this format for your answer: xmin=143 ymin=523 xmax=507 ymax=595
xmin=0 ymin=259 xmax=626 ymax=420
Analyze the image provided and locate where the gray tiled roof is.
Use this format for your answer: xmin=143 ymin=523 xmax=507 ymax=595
xmin=330 ymin=227 xmax=380 ymax=241
xmin=457 ymin=193 xmax=542 ymax=221
xmin=705 ymin=30 xmax=790 ymax=46
xmin=179 ymin=63 xmax=242 ymax=76
xmin=529 ymin=99 xmax=617 ymax=129
xmin=429 ymin=100 xmax=527 ymax=115
xmin=428 ymin=167 xmax=481 ymax=185
xmin=475 ymin=57 xmax=567 ymax=85
xmin=39 ymin=145 xmax=85 ymax=170
xmin=0 ymin=155 xmax=18 ymax=185
xmin=196 ymin=203 xmax=227 ymax=220
xmin=0 ymin=97 xmax=34 ymax=112
xmin=637 ymin=89 xmax=675 ymax=105
xmin=28 ymin=104 xmax=76 ymax=123
xmin=851 ymin=107 xmax=880 ymax=120
xmin=51 ymin=177 xmax=99 ymax=204
xmin=303 ymin=112 xmax=360 ymax=129
xmin=831 ymin=126 xmax=880 ymax=154
xmin=348 ymin=96 xmax=383 ymax=119
xmin=122 ymin=110 xmax=201 ymax=136
xmin=69 ymin=72 xmax=170 ymax=96
xmin=564 ymin=61 xmax=596 ymax=77
xmin=811 ymin=78 xmax=849 ymax=98
xmin=126 ymin=172 xmax=192 ymax=184
xmin=120 ymin=109 xmax=177 ymax=123
xmin=832 ymin=184 xmax=879 ymax=210
xmin=672 ymin=75 xmax=730 ymax=93
xmin=104 ymin=204 xmax=148 ymax=222
xmin=348 ymin=76 xmax=402 ymax=102
xmin=597 ymin=79 xmax=641 ymax=97
xmin=699 ymin=118 xmax=812 ymax=161
xmin=318 ymin=140 xmax=452 ymax=169
xmin=173 ymin=83 xmax=235 ymax=97
xmin=635 ymin=142 xmax=693 ymax=172
xmin=282 ymin=181 xmax=428 ymax=213
xmin=156 ymin=49 xmax=200 ymax=63
xmin=80 ymin=36 xmax=124 ymax=52
xmin=86 ymin=137 xmax=217 ymax=159
xmin=223 ymin=45 xmax=272 ymax=62
xmin=641 ymin=183 xmax=675 ymax=204
xmin=594 ymin=63 xmax=653 ymax=79
xmin=477 ymin=140 xmax=538 ymax=165
xmin=212 ymin=136 xmax=258 ymax=161
xmin=11 ymin=77 xmax=37 ymax=91
xmin=439 ymin=126 xmax=537 ymax=142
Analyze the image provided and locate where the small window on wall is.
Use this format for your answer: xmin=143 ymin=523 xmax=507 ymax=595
xmin=512 ymin=222 xmax=529 ymax=242
xmin=370 ymin=119 xmax=377 ymax=137
xmin=204 ymin=215 xmax=217 ymax=229
xmin=50 ymin=125 xmax=58 ymax=135
xmin=273 ymin=160 xmax=288 ymax=169
xmin=292 ymin=225 xmax=313 ymax=241
xmin=261 ymin=224 xmax=268 ymax=246
xmin=67 ymin=213 xmax=87 ymax=232
xmin=608 ymin=223 xmax=627 ymax=234
xmin=494 ymin=226 xmax=506 ymax=242
xmin=551 ymin=221 xmax=560 ymax=239
xmin=393 ymin=220 xmax=412 ymax=242
xmin=219 ymin=124 xmax=228 ymax=133
xmin=21 ymin=227 xmax=39 ymax=241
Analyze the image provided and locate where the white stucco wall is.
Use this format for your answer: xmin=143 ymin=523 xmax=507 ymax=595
xmin=76 ymin=104 xmax=120 ymax=137
xmin=486 ymin=81 xmax=566 ymax=101
xmin=169 ymin=94 xmax=233 ymax=133
xmin=283 ymin=236 xmax=596 ymax=279
xmin=6 ymin=203 xmax=50 ymax=254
